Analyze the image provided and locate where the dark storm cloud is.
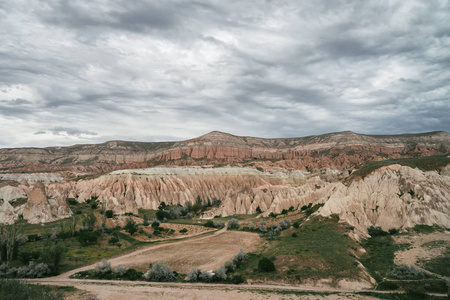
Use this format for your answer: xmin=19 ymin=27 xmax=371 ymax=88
xmin=0 ymin=0 xmax=449 ymax=147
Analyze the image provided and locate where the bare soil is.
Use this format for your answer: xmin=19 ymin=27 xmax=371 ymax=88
xmin=394 ymin=231 xmax=450 ymax=266
xmin=108 ymin=229 xmax=261 ymax=272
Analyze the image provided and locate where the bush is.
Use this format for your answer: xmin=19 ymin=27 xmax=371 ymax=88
xmin=16 ymin=233 xmax=28 ymax=245
xmin=224 ymin=260 xmax=236 ymax=273
xmin=232 ymin=248 xmax=248 ymax=268
xmin=227 ymin=218 xmax=239 ymax=229
xmin=281 ymin=209 xmax=288 ymax=214
xmin=115 ymin=265 xmax=128 ymax=277
xmin=388 ymin=265 xmax=431 ymax=280
xmin=108 ymin=236 xmax=119 ymax=245
xmin=144 ymin=263 xmax=175 ymax=282
xmin=105 ymin=210 xmax=114 ymax=218
xmin=248 ymin=222 xmax=257 ymax=231
xmin=292 ymin=232 xmax=298 ymax=237
xmin=279 ymin=219 xmax=291 ymax=230
xmin=151 ymin=220 xmax=160 ymax=228
xmin=204 ymin=220 xmax=215 ymax=228
xmin=77 ymin=231 xmax=99 ymax=246
xmin=199 ymin=270 xmax=213 ymax=282
xmin=93 ymin=259 xmax=112 ymax=277
xmin=258 ymin=257 xmax=276 ymax=272
xmin=124 ymin=219 xmax=138 ymax=235
xmin=186 ymin=267 xmax=201 ymax=282
xmin=293 ymin=221 xmax=300 ymax=229
xmin=0 ymin=278 xmax=63 ymax=299
xmin=214 ymin=266 xmax=227 ymax=281
xmin=67 ymin=198 xmax=78 ymax=205
xmin=368 ymin=226 xmax=388 ymax=237
xmin=389 ymin=228 xmax=399 ymax=235
xmin=180 ymin=228 xmax=188 ymax=233
xmin=230 ymin=273 xmax=245 ymax=284
xmin=124 ymin=268 xmax=143 ymax=281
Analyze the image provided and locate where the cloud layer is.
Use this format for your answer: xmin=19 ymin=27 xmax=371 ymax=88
xmin=1 ymin=0 xmax=449 ymax=147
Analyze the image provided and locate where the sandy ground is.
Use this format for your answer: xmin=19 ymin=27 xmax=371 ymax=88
xmin=35 ymin=280 xmax=382 ymax=300
xmin=105 ymin=229 xmax=261 ymax=272
xmin=394 ymin=231 xmax=450 ymax=267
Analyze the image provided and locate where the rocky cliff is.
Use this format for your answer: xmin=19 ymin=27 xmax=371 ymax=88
xmin=1 ymin=164 xmax=448 ymax=237
xmin=1 ymin=131 xmax=448 ymax=174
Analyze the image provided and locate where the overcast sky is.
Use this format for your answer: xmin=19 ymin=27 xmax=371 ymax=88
xmin=1 ymin=0 xmax=449 ymax=148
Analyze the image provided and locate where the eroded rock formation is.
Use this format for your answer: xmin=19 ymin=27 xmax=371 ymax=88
xmin=0 ymin=131 xmax=448 ymax=174
xmin=20 ymin=182 xmax=71 ymax=224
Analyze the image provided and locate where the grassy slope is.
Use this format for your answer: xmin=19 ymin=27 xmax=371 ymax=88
xmin=347 ymin=154 xmax=450 ymax=182
xmin=241 ymin=215 xmax=362 ymax=283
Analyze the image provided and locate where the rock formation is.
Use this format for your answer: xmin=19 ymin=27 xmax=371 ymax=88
xmin=21 ymin=182 xmax=71 ymax=224
xmin=0 ymin=130 xmax=448 ymax=175
xmin=0 ymin=130 xmax=448 ymax=233
xmin=319 ymin=164 xmax=450 ymax=237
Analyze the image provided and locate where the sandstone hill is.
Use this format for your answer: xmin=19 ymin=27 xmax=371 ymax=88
xmin=0 ymin=131 xmax=449 ymax=235
xmin=0 ymin=130 xmax=448 ymax=174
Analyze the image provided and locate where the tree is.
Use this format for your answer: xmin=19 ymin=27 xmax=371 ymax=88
xmin=124 ymin=219 xmax=138 ymax=235
xmin=144 ymin=263 xmax=175 ymax=282
xmin=105 ymin=210 xmax=114 ymax=218
xmin=143 ymin=215 xmax=149 ymax=226
xmin=258 ymin=257 xmax=276 ymax=272
xmin=227 ymin=218 xmax=239 ymax=229
xmin=186 ymin=267 xmax=201 ymax=282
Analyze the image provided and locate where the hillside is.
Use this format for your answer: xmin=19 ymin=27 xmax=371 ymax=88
xmin=0 ymin=130 xmax=449 ymax=175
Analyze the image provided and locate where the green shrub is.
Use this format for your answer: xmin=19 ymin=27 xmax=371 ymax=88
xmin=258 ymin=257 xmax=276 ymax=272
xmin=77 ymin=231 xmax=100 ymax=246
xmin=124 ymin=219 xmax=138 ymax=235
xmin=105 ymin=210 xmax=114 ymax=218
xmin=388 ymin=265 xmax=431 ymax=280
xmin=179 ymin=228 xmax=188 ymax=233
xmin=0 ymin=279 xmax=63 ymax=300
xmin=368 ymin=226 xmax=388 ymax=237
xmin=230 ymin=273 xmax=245 ymax=284
xmin=293 ymin=221 xmax=300 ymax=229
xmin=143 ymin=263 xmax=175 ymax=282
xmin=377 ymin=281 xmax=399 ymax=290
xmin=66 ymin=198 xmax=78 ymax=205
xmin=108 ymin=236 xmax=119 ymax=245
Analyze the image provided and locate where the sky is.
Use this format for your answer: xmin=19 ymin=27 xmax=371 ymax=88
xmin=1 ymin=0 xmax=449 ymax=148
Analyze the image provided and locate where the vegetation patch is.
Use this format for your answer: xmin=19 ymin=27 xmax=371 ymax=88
xmin=422 ymin=245 xmax=450 ymax=277
xmin=0 ymin=278 xmax=74 ymax=300
xmin=240 ymin=215 xmax=361 ymax=282
xmin=347 ymin=154 xmax=450 ymax=182
xmin=361 ymin=234 xmax=398 ymax=282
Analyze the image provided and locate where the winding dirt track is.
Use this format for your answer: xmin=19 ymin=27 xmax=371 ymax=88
xmin=27 ymin=227 xmax=448 ymax=300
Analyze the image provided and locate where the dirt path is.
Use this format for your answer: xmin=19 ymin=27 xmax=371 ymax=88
xmin=30 ymin=278 xmax=384 ymax=300
xmin=28 ymin=228 xmax=449 ymax=299
xmin=54 ymin=226 xmax=229 ymax=279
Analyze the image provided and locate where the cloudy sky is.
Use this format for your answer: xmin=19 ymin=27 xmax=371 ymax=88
xmin=1 ymin=0 xmax=449 ymax=148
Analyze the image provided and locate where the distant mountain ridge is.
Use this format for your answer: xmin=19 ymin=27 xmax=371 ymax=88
xmin=0 ymin=130 xmax=449 ymax=174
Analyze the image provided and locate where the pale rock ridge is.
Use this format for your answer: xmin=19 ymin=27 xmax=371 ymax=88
xmin=45 ymin=167 xmax=328 ymax=216
xmin=0 ymin=173 xmax=63 ymax=182
xmin=319 ymin=165 xmax=450 ymax=237
xmin=22 ymin=182 xmax=71 ymax=224
xmin=0 ymin=186 xmax=26 ymax=202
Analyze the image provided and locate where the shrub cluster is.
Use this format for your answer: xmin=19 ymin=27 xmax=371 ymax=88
xmin=144 ymin=263 xmax=175 ymax=282
xmin=227 ymin=218 xmax=240 ymax=229
xmin=387 ymin=265 xmax=431 ymax=280
xmin=185 ymin=248 xmax=247 ymax=284
xmin=0 ymin=262 xmax=50 ymax=278
xmin=205 ymin=220 xmax=225 ymax=228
